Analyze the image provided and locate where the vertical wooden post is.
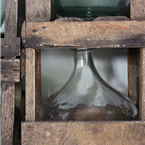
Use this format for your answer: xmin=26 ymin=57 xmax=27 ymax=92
xmin=130 ymin=0 xmax=145 ymax=120
xmin=25 ymin=0 xmax=51 ymax=121
xmin=1 ymin=0 xmax=18 ymax=144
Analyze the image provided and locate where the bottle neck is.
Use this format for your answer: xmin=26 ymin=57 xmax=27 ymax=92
xmin=72 ymin=48 xmax=94 ymax=70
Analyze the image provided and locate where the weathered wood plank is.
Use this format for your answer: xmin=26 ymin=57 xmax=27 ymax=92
xmin=2 ymin=0 xmax=19 ymax=145
xmin=128 ymin=49 xmax=137 ymax=104
xmin=130 ymin=0 xmax=145 ymax=20
xmin=1 ymin=83 xmax=15 ymax=145
xmin=35 ymin=49 xmax=42 ymax=121
xmin=26 ymin=0 xmax=51 ymax=22
xmin=25 ymin=48 xmax=36 ymax=121
xmin=22 ymin=21 xmax=145 ymax=49
xmin=25 ymin=0 xmax=51 ymax=121
xmin=22 ymin=121 xmax=145 ymax=145
xmin=1 ymin=38 xmax=20 ymax=57
xmin=5 ymin=0 xmax=18 ymax=37
xmin=130 ymin=0 xmax=145 ymax=120
xmin=140 ymin=48 xmax=145 ymax=120
xmin=1 ymin=59 xmax=20 ymax=82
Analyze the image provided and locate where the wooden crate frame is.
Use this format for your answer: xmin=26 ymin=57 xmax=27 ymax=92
xmin=21 ymin=0 xmax=145 ymax=144
xmin=0 ymin=0 xmax=23 ymax=144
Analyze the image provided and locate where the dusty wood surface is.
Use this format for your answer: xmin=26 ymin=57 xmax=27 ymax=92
xmin=130 ymin=0 xmax=145 ymax=20
xmin=140 ymin=48 xmax=145 ymax=120
xmin=22 ymin=21 xmax=145 ymax=49
xmin=21 ymin=121 xmax=145 ymax=145
xmin=130 ymin=0 xmax=145 ymax=120
xmin=1 ymin=38 xmax=20 ymax=57
xmin=1 ymin=83 xmax=15 ymax=145
xmin=1 ymin=59 xmax=20 ymax=82
xmin=25 ymin=48 xmax=36 ymax=121
xmin=5 ymin=0 xmax=17 ymax=37
xmin=2 ymin=0 xmax=19 ymax=145
xmin=26 ymin=0 xmax=51 ymax=22
xmin=25 ymin=0 xmax=51 ymax=121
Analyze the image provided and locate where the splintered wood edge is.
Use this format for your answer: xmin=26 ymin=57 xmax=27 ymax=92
xmin=21 ymin=121 xmax=145 ymax=145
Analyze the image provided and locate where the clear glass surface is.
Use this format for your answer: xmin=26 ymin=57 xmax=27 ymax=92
xmin=0 ymin=0 xmax=5 ymax=27
xmin=51 ymin=0 xmax=130 ymax=20
xmin=38 ymin=49 xmax=138 ymax=121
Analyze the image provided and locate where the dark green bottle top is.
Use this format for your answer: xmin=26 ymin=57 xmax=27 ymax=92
xmin=51 ymin=0 xmax=130 ymax=20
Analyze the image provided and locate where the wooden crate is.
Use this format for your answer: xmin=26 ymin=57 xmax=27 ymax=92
xmin=21 ymin=0 xmax=145 ymax=144
xmin=0 ymin=0 xmax=24 ymax=144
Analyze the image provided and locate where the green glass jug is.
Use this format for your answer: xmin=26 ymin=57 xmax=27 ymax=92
xmin=51 ymin=0 xmax=130 ymax=20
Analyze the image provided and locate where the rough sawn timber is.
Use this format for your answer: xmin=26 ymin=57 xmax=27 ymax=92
xmin=1 ymin=59 xmax=20 ymax=82
xmin=21 ymin=121 xmax=145 ymax=145
xmin=1 ymin=38 xmax=20 ymax=57
xmin=130 ymin=0 xmax=145 ymax=120
xmin=22 ymin=21 xmax=145 ymax=49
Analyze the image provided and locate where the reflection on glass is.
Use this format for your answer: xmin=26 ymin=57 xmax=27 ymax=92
xmin=38 ymin=49 xmax=138 ymax=121
xmin=51 ymin=0 xmax=130 ymax=20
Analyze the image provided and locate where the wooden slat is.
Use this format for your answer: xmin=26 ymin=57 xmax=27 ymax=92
xmin=1 ymin=38 xmax=20 ymax=57
xmin=1 ymin=59 xmax=20 ymax=82
xmin=128 ymin=49 xmax=137 ymax=104
xmin=5 ymin=0 xmax=17 ymax=38
xmin=22 ymin=21 xmax=145 ymax=49
xmin=26 ymin=0 xmax=51 ymax=22
xmin=35 ymin=49 xmax=42 ymax=121
xmin=140 ymin=48 xmax=145 ymax=120
xmin=25 ymin=48 xmax=36 ymax=121
xmin=130 ymin=0 xmax=145 ymax=120
xmin=25 ymin=48 xmax=42 ymax=122
xmin=22 ymin=121 xmax=145 ymax=145
xmin=1 ymin=83 xmax=15 ymax=145
xmin=25 ymin=0 xmax=51 ymax=121
xmin=2 ymin=0 xmax=19 ymax=145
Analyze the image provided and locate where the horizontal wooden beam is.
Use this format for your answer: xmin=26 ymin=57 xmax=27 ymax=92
xmin=22 ymin=121 xmax=145 ymax=145
xmin=1 ymin=59 xmax=20 ymax=82
xmin=1 ymin=38 xmax=20 ymax=57
xmin=22 ymin=21 xmax=145 ymax=49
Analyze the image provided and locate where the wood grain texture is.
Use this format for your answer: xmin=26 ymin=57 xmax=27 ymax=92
xmin=1 ymin=83 xmax=15 ymax=145
xmin=15 ymin=82 xmax=22 ymax=110
xmin=5 ymin=0 xmax=17 ymax=37
xmin=3 ymin=0 xmax=19 ymax=145
xmin=1 ymin=59 xmax=20 ymax=82
xmin=35 ymin=49 xmax=42 ymax=121
xmin=130 ymin=0 xmax=145 ymax=120
xmin=22 ymin=121 xmax=145 ymax=145
xmin=128 ymin=49 xmax=138 ymax=104
xmin=1 ymin=38 xmax=20 ymax=57
xmin=22 ymin=21 xmax=145 ymax=49
xmin=140 ymin=48 xmax=145 ymax=120
xmin=25 ymin=48 xmax=36 ymax=121
xmin=26 ymin=0 xmax=51 ymax=22
xmin=131 ymin=0 xmax=145 ymax=20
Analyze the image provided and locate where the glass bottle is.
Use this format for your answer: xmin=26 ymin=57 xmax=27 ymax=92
xmin=38 ymin=48 xmax=137 ymax=121
xmin=51 ymin=0 xmax=130 ymax=20
xmin=0 ymin=0 xmax=5 ymax=27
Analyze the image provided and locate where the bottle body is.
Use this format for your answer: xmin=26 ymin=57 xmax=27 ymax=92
xmin=38 ymin=49 xmax=137 ymax=121
xmin=51 ymin=0 xmax=130 ymax=20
